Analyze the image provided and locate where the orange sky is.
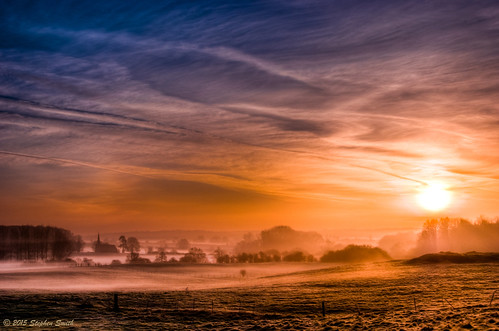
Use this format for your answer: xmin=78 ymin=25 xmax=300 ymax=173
xmin=1 ymin=1 xmax=499 ymax=234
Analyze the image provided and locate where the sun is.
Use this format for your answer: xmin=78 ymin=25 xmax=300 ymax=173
xmin=417 ymin=182 xmax=452 ymax=212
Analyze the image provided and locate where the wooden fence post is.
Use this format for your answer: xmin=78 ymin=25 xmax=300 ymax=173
xmin=113 ymin=293 xmax=119 ymax=311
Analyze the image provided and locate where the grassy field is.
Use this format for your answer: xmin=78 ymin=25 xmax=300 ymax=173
xmin=0 ymin=262 xmax=498 ymax=330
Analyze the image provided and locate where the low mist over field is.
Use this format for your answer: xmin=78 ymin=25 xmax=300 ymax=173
xmin=1 ymin=261 xmax=497 ymax=329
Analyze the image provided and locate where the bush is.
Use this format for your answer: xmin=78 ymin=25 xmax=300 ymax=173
xmin=407 ymin=252 xmax=499 ymax=264
xmin=320 ymin=245 xmax=391 ymax=263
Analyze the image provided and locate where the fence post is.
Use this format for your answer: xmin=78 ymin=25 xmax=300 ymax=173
xmin=490 ymin=290 xmax=497 ymax=306
xmin=322 ymin=301 xmax=326 ymax=317
xmin=113 ymin=293 xmax=119 ymax=311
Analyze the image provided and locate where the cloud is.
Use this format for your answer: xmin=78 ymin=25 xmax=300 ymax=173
xmin=2 ymin=0 xmax=499 ymax=231
xmin=0 ymin=95 xmax=182 ymax=136
xmin=338 ymin=145 xmax=421 ymax=158
xmin=220 ymin=106 xmax=337 ymax=137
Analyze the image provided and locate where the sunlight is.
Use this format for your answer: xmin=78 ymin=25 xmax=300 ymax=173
xmin=417 ymin=182 xmax=452 ymax=212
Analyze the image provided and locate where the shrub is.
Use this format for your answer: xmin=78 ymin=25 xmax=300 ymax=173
xmin=320 ymin=245 xmax=391 ymax=263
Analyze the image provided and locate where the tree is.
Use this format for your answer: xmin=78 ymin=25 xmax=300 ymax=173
xmin=283 ymin=251 xmax=306 ymax=262
xmin=320 ymin=245 xmax=390 ymax=263
xmin=0 ymin=225 xmax=80 ymax=261
xmin=74 ymin=235 xmax=84 ymax=253
xmin=180 ymin=247 xmax=207 ymax=263
xmin=414 ymin=219 xmax=439 ymax=254
xmin=118 ymin=236 xmax=128 ymax=253
xmin=155 ymin=248 xmax=167 ymax=263
xmin=127 ymin=237 xmax=140 ymax=254
xmin=214 ymin=247 xmax=230 ymax=263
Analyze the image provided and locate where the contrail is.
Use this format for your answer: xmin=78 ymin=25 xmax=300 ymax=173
xmin=0 ymin=150 xmax=152 ymax=179
xmin=0 ymin=150 xmax=255 ymax=184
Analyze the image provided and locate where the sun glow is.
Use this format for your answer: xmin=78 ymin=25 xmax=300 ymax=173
xmin=417 ymin=182 xmax=452 ymax=212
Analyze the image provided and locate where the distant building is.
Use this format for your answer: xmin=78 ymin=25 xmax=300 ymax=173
xmin=94 ymin=234 xmax=118 ymax=254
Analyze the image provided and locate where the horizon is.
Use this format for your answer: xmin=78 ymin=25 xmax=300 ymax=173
xmin=2 ymin=1 xmax=499 ymax=235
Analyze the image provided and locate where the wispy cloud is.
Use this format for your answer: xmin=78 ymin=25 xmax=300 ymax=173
xmin=1 ymin=0 xmax=499 ymax=231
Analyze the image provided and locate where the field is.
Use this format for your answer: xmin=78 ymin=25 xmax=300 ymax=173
xmin=0 ymin=262 xmax=498 ymax=330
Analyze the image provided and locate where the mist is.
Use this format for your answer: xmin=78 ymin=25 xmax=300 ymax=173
xmin=0 ymin=262 xmax=327 ymax=292
xmin=377 ymin=217 xmax=499 ymax=258
xmin=234 ymin=225 xmax=324 ymax=256
xmin=412 ymin=217 xmax=499 ymax=255
xmin=378 ymin=232 xmax=418 ymax=259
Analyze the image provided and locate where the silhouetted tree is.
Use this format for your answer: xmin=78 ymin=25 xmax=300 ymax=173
xmin=127 ymin=237 xmax=140 ymax=254
xmin=417 ymin=219 xmax=439 ymax=253
xmin=214 ymin=247 xmax=230 ymax=263
xmin=282 ymin=251 xmax=314 ymax=262
xmin=320 ymin=245 xmax=390 ymax=263
xmin=118 ymin=236 xmax=128 ymax=253
xmin=0 ymin=225 xmax=80 ymax=261
xmin=236 ymin=252 xmax=249 ymax=263
xmin=413 ymin=217 xmax=499 ymax=254
xmin=266 ymin=249 xmax=282 ymax=262
xmin=155 ymin=248 xmax=167 ymax=263
xmin=74 ymin=235 xmax=84 ymax=253
xmin=180 ymin=247 xmax=207 ymax=263
xmin=52 ymin=229 xmax=74 ymax=260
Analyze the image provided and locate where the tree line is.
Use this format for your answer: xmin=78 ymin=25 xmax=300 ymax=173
xmin=146 ymin=245 xmax=390 ymax=264
xmin=414 ymin=217 xmax=499 ymax=255
xmin=213 ymin=248 xmax=316 ymax=263
xmin=212 ymin=245 xmax=389 ymax=264
xmin=0 ymin=225 xmax=83 ymax=261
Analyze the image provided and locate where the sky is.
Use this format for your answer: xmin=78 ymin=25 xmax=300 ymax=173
xmin=1 ymin=1 xmax=499 ymax=234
